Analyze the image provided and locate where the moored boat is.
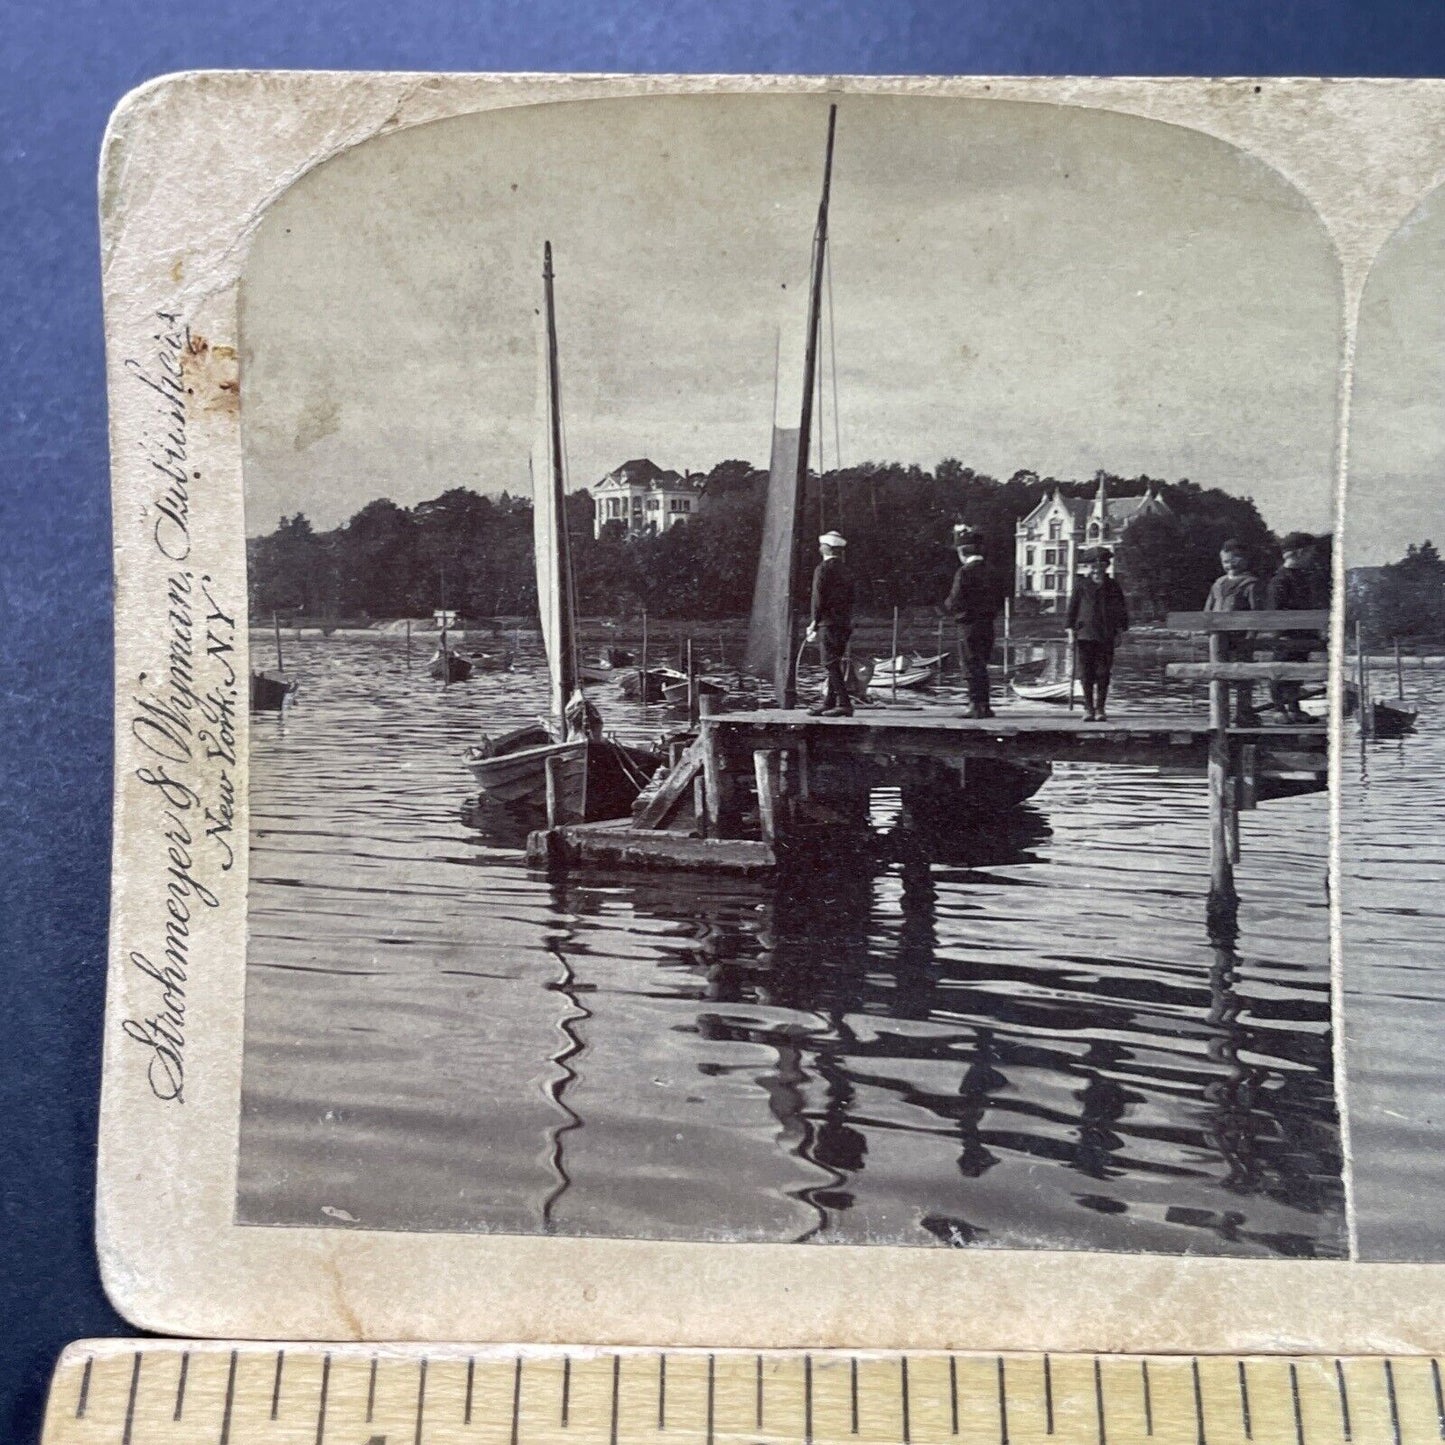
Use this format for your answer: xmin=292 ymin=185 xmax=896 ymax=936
xmin=250 ymin=670 xmax=297 ymax=711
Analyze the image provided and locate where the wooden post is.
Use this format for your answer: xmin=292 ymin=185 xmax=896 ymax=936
xmin=1395 ymin=637 xmax=1405 ymax=700
xmin=1003 ymin=595 xmax=1012 ymax=676
xmin=891 ymin=605 xmax=900 ymax=704
xmin=1356 ymin=621 xmax=1373 ymax=739
xmin=1207 ymin=628 xmax=1238 ymax=935
xmin=544 ymin=751 xmax=561 ymax=829
xmin=796 ymin=737 xmax=811 ymax=800
xmin=687 ymin=638 xmax=699 ymax=724
xmin=405 ymin=618 xmax=411 ymax=670
xmin=273 ymin=611 xmax=284 ymax=673
xmin=754 ymin=750 xmax=779 ymax=845
xmin=639 ymin=609 xmax=649 ymax=716
xmin=693 ymin=775 xmax=708 ymax=837
xmin=935 ymin=616 xmax=945 ymax=674
xmin=701 ymin=721 xmax=726 ymax=836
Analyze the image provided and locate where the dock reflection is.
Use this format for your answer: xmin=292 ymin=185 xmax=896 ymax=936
xmin=540 ymin=804 xmax=1343 ymax=1256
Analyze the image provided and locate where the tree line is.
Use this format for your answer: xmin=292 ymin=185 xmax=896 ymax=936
xmin=247 ymin=459 xmax=1296 ymax=625
xmin=1349 ymin=541 xmax=1445 ymax=646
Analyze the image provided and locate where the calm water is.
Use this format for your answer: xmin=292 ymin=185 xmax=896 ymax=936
xmin=237 ymin=632 xmax=1344 ymax=1257
xmin=1341 ymin=667 xmax=1445 ymax=1261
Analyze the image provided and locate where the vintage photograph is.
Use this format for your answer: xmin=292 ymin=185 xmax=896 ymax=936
xmin=230 ymin=92 xmax=1345 ymax=1258
xmin=1340 ymin=179 xmax=1445 ymax=1264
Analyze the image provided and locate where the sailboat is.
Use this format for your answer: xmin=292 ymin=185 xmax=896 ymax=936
xmin=250 ymin=611 xmax=298 ymax=711
xmin=465 ymin=243 xmax=660 ymax=822
xmin=743 ymin=106 xmax=1048 ymax=809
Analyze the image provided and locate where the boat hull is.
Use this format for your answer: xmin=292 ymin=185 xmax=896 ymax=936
xmin=1011 ymin=679 xmax=1075 ymax=704
xmin=250 ymin=671 xmax=297 ymax=711
xmin=467 ymin=726 xmax=659 ymax=823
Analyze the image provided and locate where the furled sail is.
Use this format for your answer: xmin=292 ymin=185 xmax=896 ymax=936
xmin=533 ymin=242 xmax=578 ymax=726
xmin=745 ymin=425 xmax=803 ymax=703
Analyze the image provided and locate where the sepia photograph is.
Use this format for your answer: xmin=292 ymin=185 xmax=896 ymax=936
xmin=1339 ymin=178 xmax=1445 ymax=1264
xmin=231 ymin=92 xmax=1345 ymax=1258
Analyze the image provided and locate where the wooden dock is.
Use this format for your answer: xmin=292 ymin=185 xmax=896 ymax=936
xmin=526 ymin=609 xmax=1339 ymax=934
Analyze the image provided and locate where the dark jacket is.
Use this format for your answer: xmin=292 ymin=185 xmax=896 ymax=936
xmin=1067 ymin=574 xmax=1129 ymax=644
xmin=943 ymin=562 xmax=999 ymax=627
xmin=811 ymin=556 xmax=854 ymax=629
xmin=1205 ymin=572 xmax=1261 ymax=612
xmin=1266 ymin=563 xmax=1323 ymax=644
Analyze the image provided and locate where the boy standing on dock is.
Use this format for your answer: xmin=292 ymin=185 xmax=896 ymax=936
xmin=1066 ymin=547 xmax=1129 ymax=721
xmin=1266 ymin=532 xmax=1322 ymax=725
xmin=944 ymin=526 xmax=998 ymax=719
xmin=806 ymin=530 xmax=855 ymax=716
xmin=1204 ymin=539 xmax=1263 ymax=726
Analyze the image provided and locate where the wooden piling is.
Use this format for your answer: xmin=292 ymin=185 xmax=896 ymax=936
xmin=273 ymin=610 xmax=285 ymax=673
xmin=640 ymin=609 xmax=649 ymax=716
xmin=1206 ymin=628 xmax=1238 ymax=932
xmin=544 ymin=751 xmax=561 ymax=829
xmin=891 ymin=606 xmax=900 ymax=704
xmin=1395 ymin=637 xmax=1405 ymax=700
xmin=701 ymin=722 xmax=725 ymax=834
xmin=754 ymin=750 xmax=779 ymax=844
xmin=405 ymin=618 xmax=412 ymax=669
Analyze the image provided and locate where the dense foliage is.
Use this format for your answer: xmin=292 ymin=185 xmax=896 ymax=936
xmin=1350 ymin=541 xmax=1445 ymax=645
xmin=247 ymin=459 xmax=1293 ymax=624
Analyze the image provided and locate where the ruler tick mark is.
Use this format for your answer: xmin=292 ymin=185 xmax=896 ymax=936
xmin=464 ymin=1357 xmax=475 ymax=1425
xmin=414 ymin=1356 xmax=428 ymax=1445
xmin=315 ymin=1353 xmax=330 ymax=1445
xmin=175 ymin=1350 xmax=190 ymax=1422
xmin=122 ymin=1352 xmax=142 ymax=1445
xmin=950 ymin=1355 xmax=959 ymax=1436
xmin=707 ymin=1353 xmax=716 ymax=1445
xmin=1044 ymin=1353 xmax=1054 ymax=1435
xmin=1094 ymin=1357 xmax=1106 ymax=1445
xmin=805 ymin=1353 xmax=814 ymax=1445
xmin=511 ymin=1356 xmax=523 ymax=1445
xmin=562 ymin=1354 xmax=571 ymax=1427
xmin=74 ymin=1356 xmax=92 ymax=1419
xmin=609 ymin=1354 xmax=620 ymax=1445
xmin=1238 ymin=1360 xmax=1252 ymax=1440
xmin=851 ymin=1356 xmax=859 ymax=1435
xmin=998 ymin=1355 xmax=1010 ymax=1445
xmin=367 ymin=1354 xmax=378 ymax=1423
xmin=1141 ymin=1360 xmax=1153 ymax=1437
xmin=1386 ymin=1360 xmax=1403 ymax=1445
xmin=272 ymin=1348 xmax=286 ymax=1420
xmin=1192 ymin=1358 xmax=1207 ymax=1445
xmin=1336 ymin=1360 xmax=1353 ymax=1442
xmin=219 ymin=1349 xmax=238 ymax=1445
xmin=756 ymin=1353 xmax=764 ymax=1431
xmin=902 ymin=1356 xmax=912 ymax=1445
xmin=1290 ymin=1363 xmax=1305 ymax=1445
xmin=1433 ymin=1358 xmax=1444 ymax=1439
xmin=660 ymin=1352 xmax=668 ymax=1431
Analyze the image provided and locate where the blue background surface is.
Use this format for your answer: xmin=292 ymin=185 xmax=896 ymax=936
xmin=3 ymin=2 xmax=1444 ymax=1439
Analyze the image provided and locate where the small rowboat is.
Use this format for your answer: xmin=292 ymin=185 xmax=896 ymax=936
xmin=617 ymin=665 xmax=687 ymax=702
xmin=1010 ymin=677 xmax=1075 ymax=705
xmin=428 ymin=647 xmax=473 ymax=683
xmin=869 ymin=667 xmax=935 ymax=693
xmin=661 ymin=677 xmax=727 ymax=708
xmin=250 ymin=670 xmax=297 ymax=712
xmin=466 ymin=725 xmax=661 ymax=821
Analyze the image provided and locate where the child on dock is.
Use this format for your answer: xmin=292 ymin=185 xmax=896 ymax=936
xmin=1205 ymin=539 xmax=1263 ymax=726
xmin=1066 ymin=547 xmax=1129 ymax=721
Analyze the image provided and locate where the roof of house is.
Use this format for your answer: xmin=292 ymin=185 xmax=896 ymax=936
xmin=1017 ymin=486 xmax=1170 ymax=529
xmin=595 ymin=458 xmax=704 ymax=493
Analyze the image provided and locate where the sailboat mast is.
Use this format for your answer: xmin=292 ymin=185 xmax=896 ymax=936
xmin=784 ymin=103 xmax=838 ymax=708
xmin=542 ymin=241 xmax=578 ymax=717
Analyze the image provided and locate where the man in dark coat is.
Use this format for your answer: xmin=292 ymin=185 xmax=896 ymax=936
xmin=806 ymin=530 xmax=855 ymax=716
xmin=943 ymin=526 xmax=999 ymax=719
xmin=1066 ymin=547 xmax=1129 ymax=721
xmin=1266 ymin=531 xmax=1323 ymax=724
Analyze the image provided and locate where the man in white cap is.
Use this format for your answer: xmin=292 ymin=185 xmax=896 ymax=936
xmin=805 ymin=530 xmax=855 ymax=715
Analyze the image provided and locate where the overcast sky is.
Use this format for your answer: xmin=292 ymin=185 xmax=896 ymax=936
xmin=242 ymin=93 xmax=1342 ymax=537
xmin=1347 ymin=183 xmax=1445 ymax=567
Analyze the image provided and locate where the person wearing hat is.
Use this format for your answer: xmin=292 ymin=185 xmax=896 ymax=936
xmin=1204 ymin=538 xmax=1263 ymax=726
xmin=943 ymin=526 xmax=999 ymax=719
xmin=1066 ymin=546 xmax=1129 ymax=721
xmin=805 ymin=530 xmax=855 ymax=716
xmin=1265 ymin=531 xmax=1322 ymax=724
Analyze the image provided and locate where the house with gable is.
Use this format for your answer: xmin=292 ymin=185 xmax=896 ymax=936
xmin=1014 ymin=473 xmax=1171 ymax=609
xmin=591 ymin=458 xmax=707 ymax=539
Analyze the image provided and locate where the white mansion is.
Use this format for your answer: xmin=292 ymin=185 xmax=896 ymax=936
xmin=1015 ymin=475 xmax=1170 ymax=609
xmin=591 ymin=459 xmax=707 ymax=539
